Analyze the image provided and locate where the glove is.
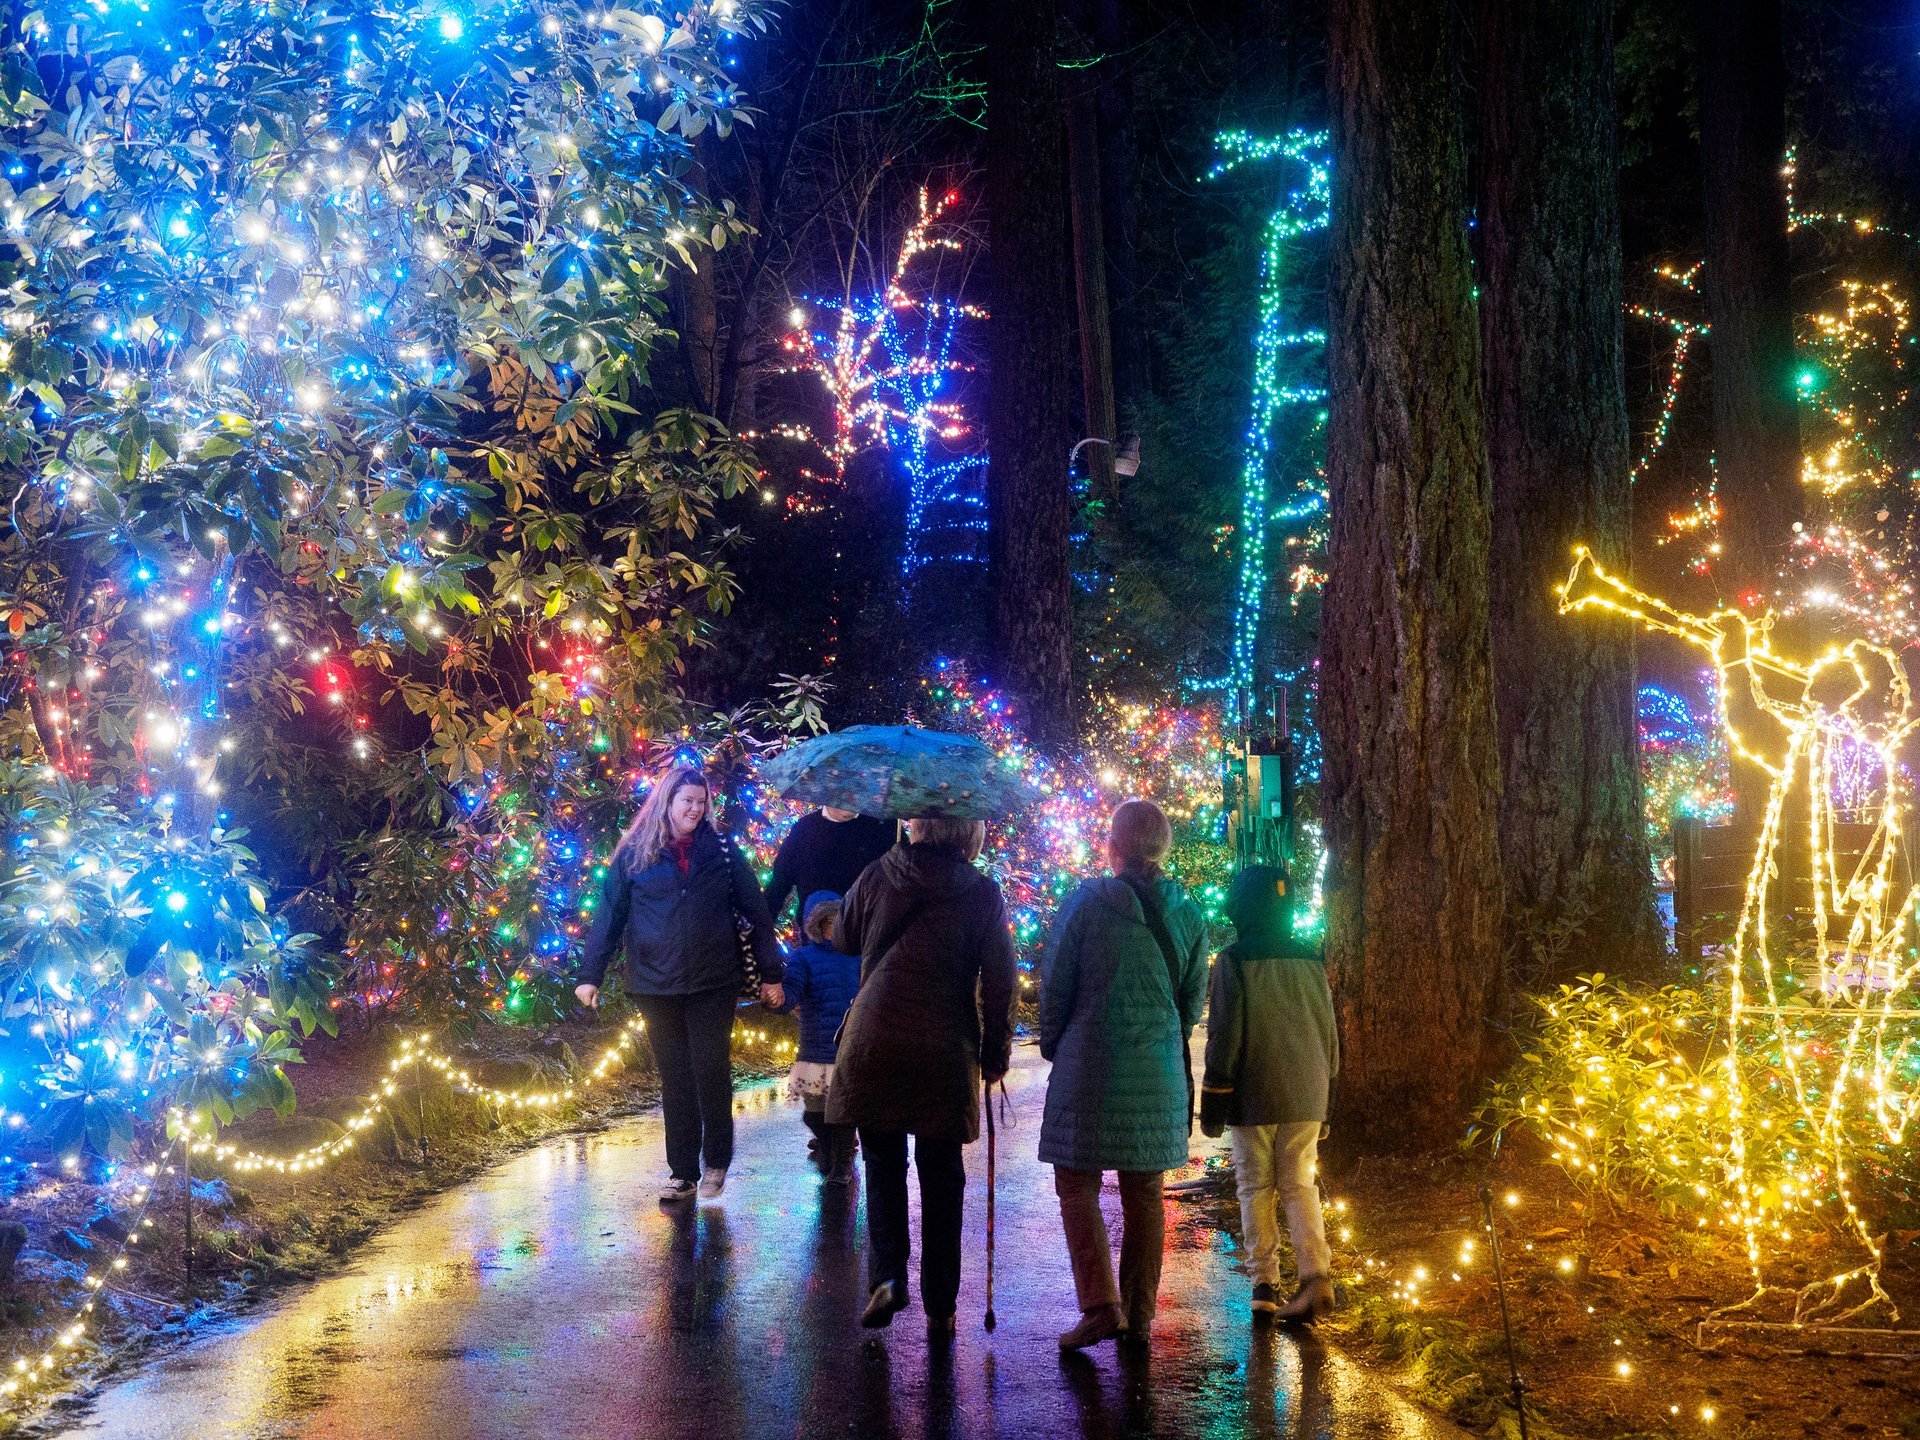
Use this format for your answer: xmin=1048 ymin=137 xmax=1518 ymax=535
xmin=1199 ymin=1086 xmax=1231 ymax=1138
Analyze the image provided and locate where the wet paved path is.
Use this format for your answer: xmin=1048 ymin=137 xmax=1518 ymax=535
xmin=53 ymin=1044 xmax=1458 ymax=1440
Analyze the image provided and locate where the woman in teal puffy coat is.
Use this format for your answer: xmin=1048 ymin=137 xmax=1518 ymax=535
xmin=1038 ymin=799 xmax=1207 ymax=1351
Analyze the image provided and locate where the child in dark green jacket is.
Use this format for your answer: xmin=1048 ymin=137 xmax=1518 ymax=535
xmin=1201 ymin=865 xmax=1339 ymax=1323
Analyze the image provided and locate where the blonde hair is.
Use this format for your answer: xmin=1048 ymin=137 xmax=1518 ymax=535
xmin=614 ymin=765 xmax=709 ymax=873
xmin=906 ymin=815 xmax=985 ymax=862
xmin=1108 ymin=798 xmax=1172 ymax=876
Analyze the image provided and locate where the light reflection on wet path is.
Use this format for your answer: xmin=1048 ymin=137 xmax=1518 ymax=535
xmin=53 ymin=1044 xmax=1460 ymax=1440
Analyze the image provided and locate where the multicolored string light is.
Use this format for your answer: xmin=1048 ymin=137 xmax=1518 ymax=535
xmin=774 ymin=186 xmax=987 ymax=577
xmin=1629 ymin=154 xmax=1920 ymax=639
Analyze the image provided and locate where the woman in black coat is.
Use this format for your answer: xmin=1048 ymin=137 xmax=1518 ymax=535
xmin=827 ymin=815 xmax=1017 ymax=1337
xmin=576 ymin=765 xmax=783 ymax=1204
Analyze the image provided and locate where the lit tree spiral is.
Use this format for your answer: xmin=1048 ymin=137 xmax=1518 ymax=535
xmin=1630 ymin=155 xmax=1920 ymax=640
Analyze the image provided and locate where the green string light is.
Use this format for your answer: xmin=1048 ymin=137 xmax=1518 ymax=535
xmin=1206 ymin=130 xmax=1331 ymax=726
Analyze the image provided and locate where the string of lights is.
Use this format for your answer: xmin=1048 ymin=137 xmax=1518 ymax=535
xmin=1629 ymin=155 xmax=1920 ymax=639
xmin=2 ymin=1138 xmax=180 ymax=1405
xmin=775 ymin=186 xmax=988 ymax=578
xmin=174 ymin=1017 xmax=794 ymax=1177
xmin=1562 ymin=547 xmax=1920 ymax=1323
xmin=1204 ymin=130 xmax=1331 ymax=728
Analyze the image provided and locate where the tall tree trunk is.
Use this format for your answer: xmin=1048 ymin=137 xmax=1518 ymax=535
xmin=676 ymin=136 xmax=723 ymax=416
xmin=1064 ymin=64 xmax=1118 ymax=493
xmin=1092 ymin=0 xmax=1140 ymax=417
xmin=1696 ymin=0 xmax=1801 ymax=606
xmin=1322 ymin=0 xmax=1506 ymax=1151
xmin=984 ymin=2 xmax=1078 ymax=741
xmin=1477 ymin=0 xmax=1660 ymax=980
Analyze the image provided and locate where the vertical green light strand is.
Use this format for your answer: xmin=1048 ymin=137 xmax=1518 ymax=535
xmin=1208 ymin=130 xmax=1331 ymax=728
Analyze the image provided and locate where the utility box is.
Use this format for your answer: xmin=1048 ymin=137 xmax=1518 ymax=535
xmin=1247 ymin=752 xmax=1288 ymax=820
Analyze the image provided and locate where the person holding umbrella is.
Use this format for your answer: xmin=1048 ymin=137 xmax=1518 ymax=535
xmin=763 ymin=806 xmax=897 ymax=934
xmin=760 ymin=726 xmax=1030 ymax=1339
xmin=574 ymin=764 xmax=784 ymax=1205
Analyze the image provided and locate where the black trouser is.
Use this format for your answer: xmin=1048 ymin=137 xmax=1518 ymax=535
xmin=859 ymin=1128 xmax=966 ymax=1317
xmin=635 ymin=987 xmax=736 ymax=1182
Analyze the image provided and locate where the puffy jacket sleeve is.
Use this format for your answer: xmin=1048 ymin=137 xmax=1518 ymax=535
xmin=576 ymin=860 xmax=629 ymax=988
xmin=977 ymin=885 xmax=1017 ymax=1080
xmin=728 ymin=839 xmax=785 ymax=984
xmin=774 ymin=948 xmax=810 ymax=1014
xmin=1037 ymin=888 xmax=1084 ymax=1063
xmin=1318 ymin=957 xmax=1340 ymax=1079
xmin=1176 ymin=899 xmax=1207 ymax=1034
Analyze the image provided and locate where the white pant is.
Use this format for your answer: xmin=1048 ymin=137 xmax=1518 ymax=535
xmin=1230 ymin=1122 xmax=1331 ymax=1286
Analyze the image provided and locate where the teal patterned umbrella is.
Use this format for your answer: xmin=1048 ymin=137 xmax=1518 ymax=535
xmin=758 ymin=725 xmax=1042 ymax=820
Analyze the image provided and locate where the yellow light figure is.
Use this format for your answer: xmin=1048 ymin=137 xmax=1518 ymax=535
xmin=1561 ymin=547 xmax=1920 ymax=1325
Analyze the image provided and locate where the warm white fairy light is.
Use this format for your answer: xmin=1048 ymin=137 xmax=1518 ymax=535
xmin=1561 ymin=546 xmax=1920 ymax=1322
xmin=1 ymin=1147 xmax=176 ymax=1404
xmin=176 ymin=1017 xmax=795 ymax=1176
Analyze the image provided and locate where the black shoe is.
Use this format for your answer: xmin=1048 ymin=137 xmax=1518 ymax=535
xmin=1251 ymin=1282 xmax=1280 ymax=1316
xmin=926 ymin=1312 xmax=957 ymax=1340
xmin=861 ymin=1281 xmax=908 ymax=1329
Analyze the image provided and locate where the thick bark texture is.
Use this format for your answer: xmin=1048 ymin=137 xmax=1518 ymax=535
xmin=1322 ymin=0 xmax=1507 ymax=1152
xmin=1064 ymin=68 xmax=1118 ymax=494
xmin=984 ymin=4 xmax=1078 ymax=741
xmin=1696 ymin=0 xmax=1801 ymax=603
xmin=1093 ymin=0 xmax=1139 ymax=412
xmin=1477 ymin=0 xmax=1660 ymax=979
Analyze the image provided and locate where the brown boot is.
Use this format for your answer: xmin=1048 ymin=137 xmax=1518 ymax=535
xmin=1058 ymin=1303 xmax=1127 ymax=1351
xmin=1275 ymin=1275 xmax=1335 ymax=1325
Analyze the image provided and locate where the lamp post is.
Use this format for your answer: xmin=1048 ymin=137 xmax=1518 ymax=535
xmin=1067 ymin=432 xmax=1141 ymax=482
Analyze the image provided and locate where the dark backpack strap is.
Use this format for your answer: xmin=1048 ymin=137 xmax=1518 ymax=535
xmin=1122 ymin=873 xmax=1195 ymax=1133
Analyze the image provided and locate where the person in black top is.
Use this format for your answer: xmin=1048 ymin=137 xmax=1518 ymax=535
xmin=576 ymin=765 xmax=783 ymax=1205
xmin=764 ymin=807 xmax=897 ymax=933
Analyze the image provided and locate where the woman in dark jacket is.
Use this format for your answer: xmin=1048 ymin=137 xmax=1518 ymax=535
xmin=827 ymin=815 xmax=1017 ymax=1338
xmin=1039 ymin=799 xmax=1207 ymax=1351
xmin=575 ymin=765 xmax=783 ymax=1205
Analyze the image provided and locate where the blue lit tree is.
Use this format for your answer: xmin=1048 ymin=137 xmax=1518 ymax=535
xmin=0 ymin=0 xmax=774 ymax=1153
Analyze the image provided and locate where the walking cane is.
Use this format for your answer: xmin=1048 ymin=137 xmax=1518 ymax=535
xmin=983 ymin=1077 xmax=997 ymax=1332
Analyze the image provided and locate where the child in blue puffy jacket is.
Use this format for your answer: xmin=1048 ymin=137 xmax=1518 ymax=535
xmin=778 ymin=891 xmax=862 ymax=1183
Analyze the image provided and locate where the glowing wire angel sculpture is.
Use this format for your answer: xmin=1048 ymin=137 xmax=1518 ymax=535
xmin=1562 ymin=548 xmax=1920 ymax=1325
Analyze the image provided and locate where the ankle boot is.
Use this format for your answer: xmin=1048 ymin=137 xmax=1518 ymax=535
xmin=824 ymin=1127 xmax=857 ymax=1184
xmin=1057 ymin=1303 xmax=1127 ymax=1351
xmin=1275 ymin=1275 xmax=1335 ymax=1325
